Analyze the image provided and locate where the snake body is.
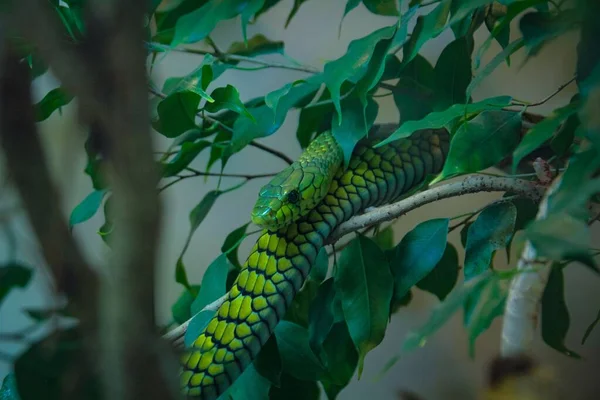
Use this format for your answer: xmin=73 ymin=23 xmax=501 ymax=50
xmin=180 ymin=127 xmax=450 ymax=398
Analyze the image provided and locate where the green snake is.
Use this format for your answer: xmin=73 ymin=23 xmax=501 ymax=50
xmin=179 ymin=126 xmax=450 ymax=398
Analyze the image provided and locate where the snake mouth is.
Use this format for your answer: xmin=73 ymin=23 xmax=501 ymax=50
xmin=251 ymin=205 xmax=283 ymax=230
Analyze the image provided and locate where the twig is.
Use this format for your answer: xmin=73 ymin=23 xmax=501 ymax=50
xmin=158 ymin=170 xmax=276 ymax=192
xmin=327 ymin=175 xmax=544 ymax=244
xmin=511 ymin=75 xmax=576 ymax=108
xmin=248 ymin=141 xmax=294 ymax=165
xmin=500 ymin=174 xmax=563 ymax=356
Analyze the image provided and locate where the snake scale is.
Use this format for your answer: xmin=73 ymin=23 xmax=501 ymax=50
xmin=180 ymin=126 xmax=450 ymax=398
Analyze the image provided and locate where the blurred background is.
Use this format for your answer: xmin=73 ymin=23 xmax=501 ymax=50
xmin=1 ymin=0 xmax=598 ymax=398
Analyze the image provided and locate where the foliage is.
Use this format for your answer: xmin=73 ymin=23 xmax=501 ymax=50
xmin=2 ymin=0 xmax=600 ymax=399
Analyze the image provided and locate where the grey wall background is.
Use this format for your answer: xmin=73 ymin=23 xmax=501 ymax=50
xmin=1 ymin=0 xmax=599 ymax=399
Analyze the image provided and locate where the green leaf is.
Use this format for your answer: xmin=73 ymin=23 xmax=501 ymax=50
xmin=507 ymin=196 xmax=539 ymax=260
xmin=512 ymin=101 xmax=580 ymax=172
xmin=34 ymin=88 xmax=74 ymax=122
xmin=389 ymin=218 xmax=449 ymax=303
xmin=433 ymin=37 xmax=472 ymax=110
xmin=255 ymin=336 xmax=282 ymax=387
xmin=152 ymin=91 xmax=201 ymax=138
xmin=467 ymin=38 xmax=524 ymax=100
xmin=332 ymin=96 xmax=379 ymax=168
xmin=375 ymin=96 xmax=513 ymax=147
xmin=373 ymin=225 xmax=394 ymax=251
xmin=274 ymin=321 xmax=326 ymax=381
xmin=0 ymin=373 xmax=20 ymax=400
xmin=224 ymin=364 xmax=271 ymax=400
xmin=308 ymin=278 xmax=337 ymax=362
xmin=340 ymin=0 xmax=361 ymax=33
xmin=221 ymin=222 xmax=250 ymax=269
xmin=171 ymin=285 xmax=200 ymax=324
xmin=69 ymin=190 xmax=107 ymax=227
xmin=0 ymin=264 xmax=33 ymax=306
xmin=205 ymin=85 xmax=253 ymax=119
xmin=363 ymin=0 xmax=398 ymax=16
xmin=270 ymin=373 xmax=320 ymax=400
xmin=541 ymin=266 xmax=581 ymax=358
xmin=173 ymin=0 xmax=264 ymax=45
xmin=416 ymin=243 xmax=460 ymax=301
xmin=464 ymin=202 xmax=517 ymax=281
xmin=227 ymin=34 xmax=284 ymax=57
xmin=335 ymin=235 xmax=393 ymax=377
xmin=296 ymin=99 xmax=335 ymax=149
xmin=402 ymin=0 xmax=451 ymax=66
xmin=191 ymin=253 xmax=230 ymax=314
xmin=398 ymin=54 xmax=435 ymax=89
xmin=184 ymin=310 xmax=215 ymax=347
xmin=323 ymin=25 xmax=396 ymax=123
xmin=14 ymin=328 xmax=99 ymax=400
xmin=162 ymin=140 xmax=211 ymax=177
xmin=24 ymin=307 xmax=69 ymax=322
xmin=97 ymin=195 xmax=113 ymax=245
xmin=320 ymin=321 xmax=358 ymax=399
xmin=465 ymin=275 xmax=508 ymax=356
xmin=284 ymin=279 xmax=319 ymax=329
xmin=519 ymin=10 xmax=579 ymax=57
xmin=393 ymin=79 xmax=435 ymax=123
xmin=582 ymin=307 xmax=600 ymax=345
xmin=284 ymin=0 xmax=311 ymax=27
xmin=433 ymin=110 xmax=522 ymax=182
xmin=162 ymin=55 xmax=215 ymax=99
xmin=550 ymin=110 xmax=579 ymax=157
xmin=310 ymin=248 xmax=329 ymax=283
xmin=576 ymin=0 xmax=600 ymax=85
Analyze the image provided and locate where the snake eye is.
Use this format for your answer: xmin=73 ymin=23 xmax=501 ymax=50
xmin=287 ymin=190 xmax=300 ymax=204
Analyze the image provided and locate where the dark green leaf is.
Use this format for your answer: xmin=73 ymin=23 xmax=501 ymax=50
xmin=464 ymin=202 xmax=516 ymax=280
xmin=296 ymin=100 xmax=334 ymax=149
xmin=0 ymin=373 xmax=20 ymax=400
xmin=389 ymin=218 xmax=449 ymax=303
xmin=434 ymin=110 xmax=522 ymax=182
xmin=541 ymin=266 xmax=581 ymax=358
xmin=172 ymin=0 xmax=264 ymax=45
xmin=284 ymin=279 xmax=319 ymax=329
xmin=416 ymin=243 xmax=460 ymax=301
xmin=582 ymin=307 xmax=600 ymax=345
xmin=363 ymin=0 xmax=398 ymax=16
xmin=308 ymin=278 xmax=337 ymax=362
xmin=227 ymin=34 xmax=284 ymax=57
xmin=512 ymin=101 xmax=580 ymax=172
xmin=15 ymin=328 xmax=99 ymax=400
xmin=402 ymin=0 xmax=451 ymax=66
xmin=433 ymin=37 xmax=472 ymax=110
xmin=507 ymin=196 xmax=539 ymax=261
xmin=171 ymin=285 xmax=200 ymax=324
xmin=184 ymin=310 xmax=215 ymax=347
xmin=399 ymin=54 xmax=435 ymax=89
xmin=340 ymin=0 xmax=361 ymax=33
xmin=460 ymin=221 xmax=472 ymax=249
xmin=24 ymin=307 xmax=69 ymax=322
xmin=224 ymin=364 xmax=271 ymax=400
xmin=270 ymin=373 xmax=320 ymax=400
xmin=274 ymin=321 xmax=326 ymax=381
xmin=98 ymin=195 xmax=113 ymax=245
xmin=83 ymin=132 xmax=105 ymax=190
xmin=332 ymin=96 xmax=379 ymax=168
xmin=205 ymin=84 xmax=253 ymax=119
xmin=34 ymin=88 xmax=74 ymax=122
xmin=310 ymin=248 xmax=329 ymax=283
xmin=393 ymin=78 xmax=435 ymax=123
xmin=520 ymin=10 xmax=579 ymax=57
xmin=69 ymin=190 xmax=107 ymax=227
xmin=152 ymin=91 xmax=201 ymax=138
xmin=191 ymin=253 xmax=231 ymax=313
xmin=255 ymin=336 xmax=282 ymax=387
xmin=550 ymin=112 xmax=579 ymax=157
xmin=335 ymin=235 xmax=393 ymax=376
xmin=221 ymin=222 xmax=250 ymax=269
xmin=0 ymin=264 xmax=33 ymax=306
xmin=284 ymin=0 xmax=311 ymax=27
xmin=320 ymin=322 xmax=358 ymax=399
xmin=162 ymin=140 xmax=211 ymax=177
xmin=323 ymin=25 xmax=396 ymax=122
xmin=576 ymin=0 xmax=600 ymax=85
xmin=375 ymin=96 xmax=513 ymax=147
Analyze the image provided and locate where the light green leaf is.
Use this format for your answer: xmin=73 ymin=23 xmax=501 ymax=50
xmin=0 ymin=373 xmax=20 ymax=400
xmin=512 ymin=100 xmax=580 ymax=172
xmin=373 ymin=225 xmax=394 ymax=251
xmin=323 ymin=25 xmax=396 ymax=123
xmin=433 ymin=109 xmax=522 ymax=183
xmin=389 ymin=218 xmax=449 ymax=303
xmin=0 ymin=264 xmax=33 ymax=306
xmin=205 ymin=84 xmax=253 ymax=119
xmin=162 ymin=140 xmax=211 ymax=177
xmin=171 ymin=285 xmax=200 ymax=324
xmin=363 ymin=0 xmax=398 ymax=16
xmin=255 ymin=336 xmax=282 ymax=387
xmin=69 ymin=190 xmax=107 ymax=227
xmin=191 ymin=253 xmax=230 ymax=313
xmin=227 ymin=34 xmax=284 ymax=57
xmin=340 ymin=0 xmax=361 ymax=33
xmin=320 ymin=321 xmax=358 ymax=399
xmin=416 ymin=243 xmax=460 ymax=301
xmin=184 ymin=309 xmax=216 ymax=347
xmin=308 ymin=278 xmax=337 ymax=362
xmin=332 ymin=96 xmax=379 ymax=168
xmin=375 ymin=96 xmax=513 ymax=147
xmin=34 ymin=87 xmax=74 ymax=122
xmin=163 ymin=55 xmax=216 ymax=98
xmin=221 ymin=222 xmax=250 ymax=269
xmin=541 ymin=265 xmax=581 ymax=358
xmin=464 ymin=202 xmax=517 ymax=281
xmin=433 ymin=37 xmax=472 ymax=110
xmin=335 ymin=235 xmax=393 ymax=377
xmin=274 ymin=321 xmax=326 ymax=381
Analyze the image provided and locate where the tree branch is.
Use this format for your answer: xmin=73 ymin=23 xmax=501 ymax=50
xmin=327 ymin=175 xmax=544 ymax=244
xmin=163 ymin=174 xmax=545 ymax=347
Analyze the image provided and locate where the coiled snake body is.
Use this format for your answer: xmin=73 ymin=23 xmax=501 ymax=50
xmin=180 ymin=127 xmax=450 ymax=398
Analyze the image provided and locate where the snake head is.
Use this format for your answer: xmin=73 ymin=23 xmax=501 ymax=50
xmin=251 ymin=164 xmax=328 ymax=231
